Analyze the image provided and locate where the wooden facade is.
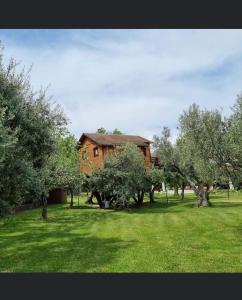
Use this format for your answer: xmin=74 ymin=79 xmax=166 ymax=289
xmin=78 ymin=133 xmax=152 ymax=175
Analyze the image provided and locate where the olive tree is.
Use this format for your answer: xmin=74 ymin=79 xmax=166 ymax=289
xmin=145 ymin=166 xmax=164 ymax=203
xmin=87 ymin=143 xmax=147 ymax=208
xmin=0 ymin=43 xmax=67 ymax=218
xmin=47 ymin=134 xmax=84 ymax=207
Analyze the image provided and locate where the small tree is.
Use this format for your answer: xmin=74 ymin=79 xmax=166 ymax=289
xmin=87 ymin=143 xmax=147 ymax=208
xmin=96 ymin=128 xmax=123 ymax=135
xmin=47 ymin=134 xmax=83 ymax=208
xmin=96 ymin=127 xmax=107 ymax=135
xmin=145 ymin=166 xmax=164 ymax=203
xmin=112 ymin=128 xmax=123 ymax=135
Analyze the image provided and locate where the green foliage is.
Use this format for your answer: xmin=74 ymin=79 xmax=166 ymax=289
xmin=154 ymin=96 xmax=242 ymax=206
xmin=96 ymin=127 xmax=107 ymax=134
xmin=0 ymin=43 xmax=67 ymax=216
xmin=224 ymin=94 xmax=242 ymax=186
xmin=47 ymin=134 xmax=84 ymax=196
xmin=88 ymin=143 xmax=147 ymax=208
xmin=96 ymin=127 xmax=123 ymax=135
xmin=112 ymin=128 xmax=123 ymax=135
xmin=153 ymin=127 xmax=187 ymax=190
xmin=145 ymin=166 xmax=164 ymax=191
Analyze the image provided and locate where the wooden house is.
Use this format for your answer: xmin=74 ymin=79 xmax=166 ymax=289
xmin=78 ymin=133 xmax=153 ymax=175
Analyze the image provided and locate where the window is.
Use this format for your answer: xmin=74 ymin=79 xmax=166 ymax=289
xmin=82 ymin=151 xmax=87 ymax=160
xmin=93 ymin=147 xmax=99 ymax=157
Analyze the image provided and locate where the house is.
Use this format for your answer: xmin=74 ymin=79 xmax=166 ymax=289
xmin=78 ymin=133 xmax=153 ymax=175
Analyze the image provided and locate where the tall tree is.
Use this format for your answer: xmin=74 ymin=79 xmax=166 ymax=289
xmin=0 ymin=43 xmax=67 ymax=217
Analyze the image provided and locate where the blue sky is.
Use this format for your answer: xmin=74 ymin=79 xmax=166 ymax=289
xmin=1 ymin=29 xmax=242 ymax=141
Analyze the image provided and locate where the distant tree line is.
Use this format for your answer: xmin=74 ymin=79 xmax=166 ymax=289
xmin=96 ymin=128 xmax=123 ymax=135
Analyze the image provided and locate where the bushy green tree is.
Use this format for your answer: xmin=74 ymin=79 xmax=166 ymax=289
xmin=96 ymin=128 xmax=123 ymax=135
xmin=154 ymin=104 xmax=234 ymax=207
xmin=153 ymin=127 xmax=187 ymax=198
xmin=112 ymin=128 xmax=123 ymax=135
xmin=47 ymin=134 xmax=84 ymax=207
xmin=223 ymin=94 xmax=242 ymax=187
xmin=87 ymin=143 xmax=147 ymax=208
xmin=145 ymin=166 xmax=164 ymax=203
xmin=96 ymin=127 xmax=107 ymax=134
xmin=0 ymin=43 xmax=67 ymax=217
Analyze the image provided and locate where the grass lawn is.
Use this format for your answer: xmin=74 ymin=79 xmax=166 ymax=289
xmin=1 ymin=190 xmax=242 ymax=272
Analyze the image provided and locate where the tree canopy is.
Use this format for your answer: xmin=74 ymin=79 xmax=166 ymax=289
xmin=153 ymin=96 xmax=242 ymax=207
xmin=47 ymin=134 xmax=84 ymax=207
xmin=0 ymin=44 xmax=67 ymax=216
xmin=96 ymin=128 xmax=123 ymax=135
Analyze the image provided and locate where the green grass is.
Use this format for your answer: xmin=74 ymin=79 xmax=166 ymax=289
xmin=1 ymin=190 xmax=242 ymax=272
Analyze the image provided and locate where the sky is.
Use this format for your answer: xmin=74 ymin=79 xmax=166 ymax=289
xmin=1 ymin=29 xmax=242 ymax=141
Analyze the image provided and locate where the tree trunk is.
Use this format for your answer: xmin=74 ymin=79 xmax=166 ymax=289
xmin=133 ymin=196 xmax=139 ymax=205
xmin=86 ymin=192 xmax=94 ymax=204
xmin=93 ymin=191 xmax=103 ymax=208
xmin=174 ymin=186 xmax=179 ymax=196
xmin=136 ymin=190 xmax=144 ymax=206
xmin=41 ymin=194 xmax=48 ymax=220
xmin=149 ymin=188 xmax=155 ymax=203
xmin=70 ymin=189 xmax=74 ymax=207
xmin=181 ymin=183 xmax=185 ymax=200
xmin=194 ymin=185 xmax=210 ymax=207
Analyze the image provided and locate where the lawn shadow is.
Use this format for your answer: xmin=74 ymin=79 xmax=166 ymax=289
xmin=0 ymin=210 xmax=135 ymax=272
xmin=210 ymin=202 xmax=242 ymax=209
xmin=122 ymin=199 xmax=195 ymax=214
xmin=67 ymin=204 xmax=100 ymax=210
xmin=0 ymin=232 xmax=135 ymax=272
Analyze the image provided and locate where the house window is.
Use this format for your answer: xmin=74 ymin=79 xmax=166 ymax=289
xmin=93 ymin=147 xmax=99 ymax=157
xmin=82 ymin=151 xmax=87 ymax=160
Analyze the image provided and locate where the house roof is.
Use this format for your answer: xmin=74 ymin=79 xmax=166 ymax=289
xmin=79 ymin=133 xmax=153 ymax=147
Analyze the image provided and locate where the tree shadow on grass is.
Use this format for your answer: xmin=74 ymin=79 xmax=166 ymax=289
xmin=210 ymin=202 xmax=242 ymax=209
xmin=0 ymin=233 xmax=135 ymax=272
xmin=67 ymin=205 xmax=100 ymax=210
xmin=0 ymin=211 xmax=135 ymax=272
xmin=121 ymin=200 xmax=193 ymax=214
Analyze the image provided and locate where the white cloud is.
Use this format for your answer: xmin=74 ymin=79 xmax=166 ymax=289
xmin=1 ymin=29 xmax=242 ymax=141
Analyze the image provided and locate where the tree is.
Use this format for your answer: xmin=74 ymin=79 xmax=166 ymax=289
xmin=0 ymin=43 xmax=67 ymax=218
xmin=145 ymin=166 xmax=164 ymax=203
xmin=153 ymin=127 xmax=186 ymax=199
xmin=47 ymin=134 xmax=83 ymax=207
xmin=176 ymin=103 xmax=237 ymax=206
xmin=87 ymin=143 xmax=147 ymax=208
xmin=96 ymin=127 xmax=107 ymax=134
xmin=96 ymin=128 xmax=123 ymax=135
xmin=223 ymin=94 xmax=242 ymax=187
xmin=153 ymin=122 xmax=217 ymax=207
xmin=112 ymin=128 xmax=123 ymax=135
